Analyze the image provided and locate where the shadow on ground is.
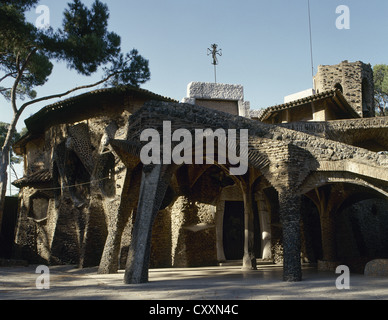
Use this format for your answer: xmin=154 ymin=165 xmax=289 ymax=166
xmin=0 ymin=265 xmax=387 ymax=300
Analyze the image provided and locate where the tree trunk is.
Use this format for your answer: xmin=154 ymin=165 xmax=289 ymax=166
xmin=0 ymin=142 xmax=11 ymax=233
xmin=0 ymin=113 xmax=19 ymax=233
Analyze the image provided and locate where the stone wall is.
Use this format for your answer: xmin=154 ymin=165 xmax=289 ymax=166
xmin=182 ymin=82 xmax=250 ymax=118
xmin=314 ymin=61 xmax=374 ymax=117
xmin=337 ymin=198 xmax=388 ymax=272
xmin=12 ymin=74 xmax=388 ymax=277
xmin=150 ymin=166 xmax=221 ymax=268
xmin=13 ymin=94 xmax=149 ymax=267
xmin=281 ymin=117 xmax=388 ymax=154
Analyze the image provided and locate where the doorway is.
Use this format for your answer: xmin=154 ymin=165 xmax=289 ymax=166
xmin=222 ymin=201 xmax=261 ymax=260
xmin=223 ymin=201 xmax=245 ymax=260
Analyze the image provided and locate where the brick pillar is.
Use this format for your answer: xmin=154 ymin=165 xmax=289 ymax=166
xmin=279 ymin=192 xmax=302 ymax=282
xmin=124 ymin=164 xmax=173 ymax=284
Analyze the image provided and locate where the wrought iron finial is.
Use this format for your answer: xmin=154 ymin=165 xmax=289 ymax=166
xmin=207 ymin=44 xmax=222 ymax=83
xmin=208 ymin=44 xmax=222 ymax=66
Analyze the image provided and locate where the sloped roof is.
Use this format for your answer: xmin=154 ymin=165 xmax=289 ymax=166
xmin=12 ymin=169 xmax=52 ymax=188
xmin=258 ymin=89 xmax=360 ymax=122
xmin=250 ymin=109 xmax=265 ymax=120
xmin=24 ymin=85 xmax=177 ymax=134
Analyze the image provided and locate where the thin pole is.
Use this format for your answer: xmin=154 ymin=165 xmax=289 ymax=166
xmin=214 ymin=65 xmax=217 ymax=84
xmin=308 ymin=0 xmax=315 ymax=88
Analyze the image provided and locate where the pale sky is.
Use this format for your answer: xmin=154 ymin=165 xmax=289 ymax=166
xmin=4 ymin=0 xmax=388 ymax=126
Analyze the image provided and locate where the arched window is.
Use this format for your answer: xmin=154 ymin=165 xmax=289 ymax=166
xmin=28 ymin=193 xmax=50 ymax=222
xmin=362 ymin=78 xmax=372 ymax=117
xmin=334 ymin=83 xmax=343 ymax=93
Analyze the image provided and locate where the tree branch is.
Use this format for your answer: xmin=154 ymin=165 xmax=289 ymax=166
xmin=0 ymin=72 xmax=17 ymax=84
xmin=10 ymin=48 xmax=37 ymax=114
xmin=15 ymin=54 xmax=21 ymax=73
xmin=17 ymin=72 xmax=118 ymax=117
xmin=10 ymin=163 xmax=19 ymax=181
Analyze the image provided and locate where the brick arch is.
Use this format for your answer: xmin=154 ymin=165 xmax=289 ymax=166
xmin=299 ymin=171 xmax=388 ymax=199
xmin=299 ymin=172 xmax=388 ymax=268
xmin=112 ymin=100 xmax=388 ymax=192
xmin=111 ymin=100 xmax=388 ymax=282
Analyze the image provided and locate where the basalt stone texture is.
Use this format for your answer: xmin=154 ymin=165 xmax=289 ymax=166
xmin=365 ymin=260 xmax=388 ymax=277
xmin=186 ymin=82 xmax=244 ymax=101
xmin=314 ymin=61 xmax=375 ymax=117
xmin=10 ymin=62 xmax=388 ymax=285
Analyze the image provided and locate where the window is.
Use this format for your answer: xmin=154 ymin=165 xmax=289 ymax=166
xmin=362 ymin=78 xmax=372 ymax=117
xmin=334 ymin=83 xmax=343 ymax=93
xmin=28 ymin=194 xmax=50 ymax=222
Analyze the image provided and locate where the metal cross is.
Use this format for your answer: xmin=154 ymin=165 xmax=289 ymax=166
xmin=207 ymin=44 xmax=222 ymax=83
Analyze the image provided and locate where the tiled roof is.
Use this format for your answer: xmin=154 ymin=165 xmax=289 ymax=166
xmin=12 ymin=169 xmax=52 ymax=188
xmin=258 ymin=89 xmax=360 ymax=122
xmin=24 ymin=85 xmax=177 ymax=134
xmin=250 ymin=109 xmax=265 ymax=119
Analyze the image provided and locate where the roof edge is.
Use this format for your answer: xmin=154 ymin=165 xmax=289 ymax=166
xmin=24 ymin=85 xmax=177 ymax=134
xmin=258 ymin=89 xmax=360 ymax=122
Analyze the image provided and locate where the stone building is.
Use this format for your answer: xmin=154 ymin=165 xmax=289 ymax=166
xmin=314 ymin=61 xmax=375 ymax=118
xmin=9 ymin=60 xmax=388 ymax=283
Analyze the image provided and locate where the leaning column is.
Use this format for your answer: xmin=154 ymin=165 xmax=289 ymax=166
xmin=124 ymin=164 xmax=173 ymax=284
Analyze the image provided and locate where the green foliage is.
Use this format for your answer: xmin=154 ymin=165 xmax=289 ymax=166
xmin=373 ymin=64 xmax=388 ymax=116
xmin=1 ymin=0 xmax=38 ymax=11
xmin=0 ymin=0 xmax=150 ymax=103
xmin=57 ymin=0 xmax=122 ymax=75
xmin=105 ymin=49 xmax=151 ymax=88
xmin=0 ymin=0 xmax=47 ymax=100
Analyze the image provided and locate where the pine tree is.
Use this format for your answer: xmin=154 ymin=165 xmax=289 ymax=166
xmin=0 ymin=0 xmax=151 ymax=230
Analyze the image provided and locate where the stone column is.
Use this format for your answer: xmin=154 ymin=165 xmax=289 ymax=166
xmin=98 ymin=202 xmax=130 ymax=273
xmin=79 ymin=194 xmax=108 ymax=269
xmin=170 ymin=195 xmax=198 ymax=267
xmin=215 ymin=200 xmax=226 ymax=262
xmin=240 ymin=178 xmax=257 ymax=270
xmin=320 ymin=211 xmax=336 ymax=262
xmin=98 ymin=168 xmax=141 ymax=274
xmin=279 ymin=192 xmax=302 ymax=282
xmin=124 ymin=164 xmax=173 ymax=284
xmin=256 ymin=191 xmax=272 ymax=260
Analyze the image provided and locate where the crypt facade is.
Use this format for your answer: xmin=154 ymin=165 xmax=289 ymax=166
xmin=10 ymin=60 xmax=388 ymax=283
